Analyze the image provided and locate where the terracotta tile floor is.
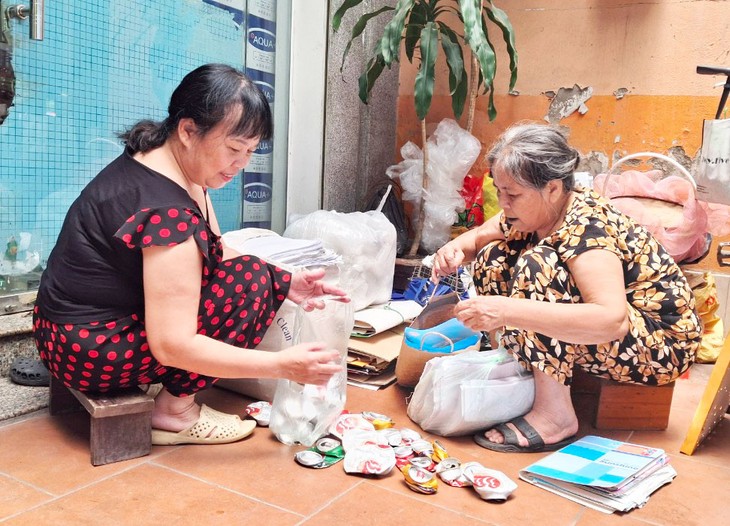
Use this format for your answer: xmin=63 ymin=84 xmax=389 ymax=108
xmin=0 ymin=364 xmax=728 ymax=525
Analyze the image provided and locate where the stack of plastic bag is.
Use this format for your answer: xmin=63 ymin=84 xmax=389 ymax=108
xmin=386 ymin=119 xmax=481 ymax=254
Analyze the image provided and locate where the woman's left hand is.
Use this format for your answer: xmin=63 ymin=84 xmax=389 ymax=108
xmin=288 ymin=268 xmax=350 ymax=311
xmin=453 ymin=296 xmax=507 ymax=332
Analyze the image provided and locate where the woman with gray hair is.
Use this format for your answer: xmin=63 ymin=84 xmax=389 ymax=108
xmin=432 ymin=122 xmax=701 ymax=453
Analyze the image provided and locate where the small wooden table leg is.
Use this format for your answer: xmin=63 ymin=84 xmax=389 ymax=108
xmin=90 ymin=412 xmax=152 ymax=466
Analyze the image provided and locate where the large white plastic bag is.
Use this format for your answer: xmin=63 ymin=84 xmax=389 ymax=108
xmin=269 ymin=298 xmax=355 ymax=446
xmin=407 ymin=348 xmax=535 ymax=436
xmin=284 ymin=210 xmax=396 ymax=311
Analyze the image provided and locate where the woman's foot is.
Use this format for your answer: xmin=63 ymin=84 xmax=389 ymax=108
xmin=480 ymin=368 xmax=579 ymax=448
xmin=150 ymin=388 xmax=202 ymax=433
xmin=149 ymin=388 xmax=255 ymax=445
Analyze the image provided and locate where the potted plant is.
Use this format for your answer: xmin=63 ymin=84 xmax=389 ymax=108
xmin=333 ymin=0 xmax=518 ymax=257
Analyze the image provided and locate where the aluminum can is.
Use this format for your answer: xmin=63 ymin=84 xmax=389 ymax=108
xmin=245 ymin=401 xmax=271 ymax=426
xmin=431 ymin=440 xmax=449 ymax=462
xmin=409 ymin=455 xmax=437 ymax=472
xmin=462 ymin=462 xmax=518 ymax=500
xmin=362 ymin=411 xmax=394 ymax=430
xmin=401 ymin=464 xmax=438 ymax=494
xmin=343 ymin=443 xmax=396 ymax=476
xmin=410 ymin=439 xmax=434 ymax=457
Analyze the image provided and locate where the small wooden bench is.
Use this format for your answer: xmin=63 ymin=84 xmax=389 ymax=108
xmin=49 ymin=376 xmax=155 ymax=466
xmin=572 ymin=368 xmax=676 ymax=430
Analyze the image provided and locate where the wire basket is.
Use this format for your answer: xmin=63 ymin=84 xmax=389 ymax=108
xmin=410 ymin=264 xmax=469 ymax=297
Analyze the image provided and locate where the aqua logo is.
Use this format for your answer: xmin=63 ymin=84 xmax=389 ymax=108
xmin=249 ymin=29 xmax=276 ymax=52
xmin=244 ymin=182 xmax=272 ymax=203
xmin=254 ymin=81 xmax=275 ymax=104
xmin=255 ymin=140 xmax=273 ymax=154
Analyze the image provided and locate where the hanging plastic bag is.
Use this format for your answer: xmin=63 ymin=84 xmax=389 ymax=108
xmin=695 ymin=118 xmax=730 ymax=206
xmin=269 ymin=298 xmax=355 ymax=446
xmin=407 ymin=348 xmax=535 ymax=437
xmin=690 ymin=272 xmax=725 ymax=364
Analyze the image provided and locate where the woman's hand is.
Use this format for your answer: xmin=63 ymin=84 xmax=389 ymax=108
xmin=276 ymin=342 xmax=342 ymax=385
xmin=453 ymin=296 xmax=508 ymax=333
xmin=287 ymin=268 xmax=350 ymax=311
xmin=431 ymin=243 xmax=466 ymax=281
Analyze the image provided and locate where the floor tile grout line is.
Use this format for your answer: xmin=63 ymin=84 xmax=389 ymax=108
xmin=147 ymin=460 xmax=307 ymax=518
xmin=292 ymin=478 xmax=366 ymax=526
xmin=358 ymin=479 xmax=505 ymax=525
xmin=0 ymin=470 xmax=55 ymax=497
xmin=0 ymin=458 xmax=155 ymax=523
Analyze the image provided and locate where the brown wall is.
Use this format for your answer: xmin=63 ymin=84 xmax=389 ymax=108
xmin=396 ymin=0 xmax=729 ymax=271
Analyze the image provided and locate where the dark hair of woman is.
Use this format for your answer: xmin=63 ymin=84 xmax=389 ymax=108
xmin=119 ymin=63 xmax=273 ymax=153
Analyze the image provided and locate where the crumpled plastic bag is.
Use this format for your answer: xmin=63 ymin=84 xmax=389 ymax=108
xmin=407 ymin=348 xmax=535 ymax=436
xmin=386 ymin=119 xmax=481 ymax=254
xmin=284 ymin=210 xmax=396 ymax=311
xmin=690 ymin=272 xmax=725 ymax=364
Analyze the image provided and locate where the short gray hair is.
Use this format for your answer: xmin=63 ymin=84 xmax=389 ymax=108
xmin=487 ymin=122 xmax=579 ymax=192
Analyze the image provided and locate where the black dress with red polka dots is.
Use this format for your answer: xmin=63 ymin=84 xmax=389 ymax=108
xmin=33 ymin=150 xmax=291 ymax=396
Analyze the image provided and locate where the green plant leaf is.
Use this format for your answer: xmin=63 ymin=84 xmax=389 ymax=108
xmin=487 ymin=85 xmax=497 ymax=121
xmin=332 ymin=0 xmax=366 ymax=32
xmin=381 ymin=0 xmax=417 ymax=64
xmin=404 ymin=1 xmax=428 ymax=63
xmin=439 ymin=25 xmax=467 ymax=119
xmin=358 ymin=53 xmax=386 ymax=104
xmin=486 ymin=2 xmax=519 ymax=90
xmin=459 ymin=0 xmax=496 ymax=93
xmin=340 ymin=6 xmax=394 ymax=73
xmin=414 ymin=21 xmax=439 ymax=121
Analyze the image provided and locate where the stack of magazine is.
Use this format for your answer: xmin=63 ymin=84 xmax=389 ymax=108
xmin=519 ymin=435 xmax=676 ymax=514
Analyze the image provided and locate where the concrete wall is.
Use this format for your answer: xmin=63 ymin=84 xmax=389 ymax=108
xmin=393 ymin=0 xmax=729 ymax=271
xmin=397 ymin=0 xmax=728 ymax=165
xmin=323 ymin=0 xmax=399 ymax=213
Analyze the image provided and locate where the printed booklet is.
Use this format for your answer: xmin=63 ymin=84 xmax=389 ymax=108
xmin=519 ymin=435 xmax=676 ymax=513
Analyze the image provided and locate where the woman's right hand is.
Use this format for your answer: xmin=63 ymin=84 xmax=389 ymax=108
xmin=431 ymin=243 xmax=466 ymax=282
xmin=277 ymin=342 xmax=342 ymax=385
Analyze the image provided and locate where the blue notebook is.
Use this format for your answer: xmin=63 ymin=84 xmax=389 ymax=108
xmin=519 ymin=435 xmax=667 ymax=491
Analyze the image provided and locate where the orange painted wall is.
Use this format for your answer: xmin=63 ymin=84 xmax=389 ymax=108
xmin=395 ymin=0 xmax=730 ymax=270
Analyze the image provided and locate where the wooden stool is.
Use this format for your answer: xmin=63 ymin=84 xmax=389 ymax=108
xmin=572 ymin=368 xmax=675 ymax=430
xmin=49 ymin=376 xmax=155 ymax=466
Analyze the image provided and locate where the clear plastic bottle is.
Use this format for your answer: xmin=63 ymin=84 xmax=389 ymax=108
xmin=269 ymin=297 xmax=354 ymax=446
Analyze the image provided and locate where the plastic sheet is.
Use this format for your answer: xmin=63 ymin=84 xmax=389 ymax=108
xmin=284 ymin=210 xmax=396 ymax=311
xmin=386 ymin=119 xmax=481 ymax=254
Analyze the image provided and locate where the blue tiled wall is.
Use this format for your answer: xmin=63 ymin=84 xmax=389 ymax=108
xmin=0 ymin=0 xmax=247 ymax=269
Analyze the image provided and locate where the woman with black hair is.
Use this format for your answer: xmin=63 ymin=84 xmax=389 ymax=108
xmin=33 ymin=64 xmax=347 ymax=446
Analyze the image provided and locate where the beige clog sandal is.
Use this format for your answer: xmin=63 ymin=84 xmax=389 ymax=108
xmin=151 ymin=404 xmax=256 ymax=446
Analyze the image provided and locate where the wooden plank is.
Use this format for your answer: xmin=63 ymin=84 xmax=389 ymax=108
xmin=681 ymin=333 xmax=730 ymax=455
xmin=69 ymin=387 xmax=154 ymax=418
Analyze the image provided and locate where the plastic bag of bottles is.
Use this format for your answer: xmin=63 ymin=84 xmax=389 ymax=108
xmin=269 ymin=298 xmax=355 ymax=446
